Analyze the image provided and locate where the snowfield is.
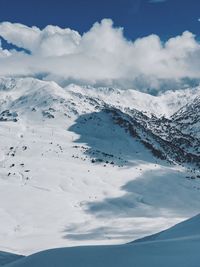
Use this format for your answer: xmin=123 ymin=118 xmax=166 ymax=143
xmin=3 ymin=214 xmax=200 ymax=267
xmin=0 ymin=77 xmax=200 ymax=264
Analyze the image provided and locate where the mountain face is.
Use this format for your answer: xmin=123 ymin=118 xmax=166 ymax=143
xmin=172 ymin=96 xmax=200 ymax=138
xmin=0 ymin=77 xmax=200 ymax=255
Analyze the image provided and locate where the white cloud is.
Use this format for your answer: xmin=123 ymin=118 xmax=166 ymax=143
xmin=0 ymin=22 xmax=80 ymax=56
xmin=0 ymin=19 xmax=200 ymax=92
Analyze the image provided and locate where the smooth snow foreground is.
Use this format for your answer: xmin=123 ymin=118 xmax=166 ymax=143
xmin=4 ymin=214 xmax=200 ymax=267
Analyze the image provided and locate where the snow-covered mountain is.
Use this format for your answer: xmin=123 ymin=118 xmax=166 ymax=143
xmin=0 ymin=77 xmax=200 ymax=258
xmin=172 ymin=95 xmax=200 ymax=138
xmin=3 ymin=214 xmax=200 ymax=267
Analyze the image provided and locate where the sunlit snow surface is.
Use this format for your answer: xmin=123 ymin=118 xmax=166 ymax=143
xmin=0 ymin=77 xmax=200 ymax=256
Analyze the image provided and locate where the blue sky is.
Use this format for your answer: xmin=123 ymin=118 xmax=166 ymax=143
xmin=1 ymin=0 xmax=200 ymax=92
xmin=0 ymin=0 xmax=200 ymax=40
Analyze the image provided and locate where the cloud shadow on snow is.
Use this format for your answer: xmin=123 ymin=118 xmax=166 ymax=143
xmin=64 ymin=110 xmax=200 ymax=242
xmin=68 ymin=110 xmax=159 ymax=167
xmin=63 ymin=224 xmax=151 ymax=242
xmin=63 ymin=167 xmax=200 ymax=241
xmin=86 ymin=168 xmax=200 ymax=219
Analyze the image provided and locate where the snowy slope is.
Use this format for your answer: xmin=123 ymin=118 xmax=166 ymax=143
xmin=4 ymin=214 xmax=200 ymax=267
xmin=0 ymin=251 xmax=23 ymax=266
xmin=133 ymin=213 xmax=200 ymax=242
xmin=172 ymin=95 xmax=200 ymax=139
xmin=0 ymin=77 xmax=200 ymax=255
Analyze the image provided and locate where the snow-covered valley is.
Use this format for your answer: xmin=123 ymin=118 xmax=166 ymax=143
xmin=0 ymin=77 xmax=200 ymax=265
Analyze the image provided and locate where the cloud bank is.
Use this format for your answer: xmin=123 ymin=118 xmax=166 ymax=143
xmin=0 ymin=19 xmax=200 ymax=93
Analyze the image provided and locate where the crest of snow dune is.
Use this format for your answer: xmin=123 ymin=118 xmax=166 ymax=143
xmin=0 ymin=19 xmax=200 ymax=92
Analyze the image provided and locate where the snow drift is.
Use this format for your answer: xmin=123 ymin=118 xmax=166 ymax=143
xmin=5 ymin=214 xmax=200 ymax=267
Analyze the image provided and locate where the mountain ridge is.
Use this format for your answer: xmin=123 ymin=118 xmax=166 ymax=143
xmin=0 ymin=77 xmax=200 ymax=255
